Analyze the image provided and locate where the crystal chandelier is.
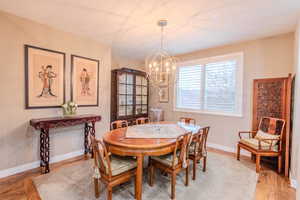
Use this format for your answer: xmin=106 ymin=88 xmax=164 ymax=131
xmin=145 ymin=19 xmax=177 ymax=88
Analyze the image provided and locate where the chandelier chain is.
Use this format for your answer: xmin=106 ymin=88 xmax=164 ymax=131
xmin=161 ymin=25 xmax=164 ymax=50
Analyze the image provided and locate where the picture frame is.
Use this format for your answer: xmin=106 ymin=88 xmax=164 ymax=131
xmin=25 ymin=45 xmax=66 ymax=109
xmin=159 ymin=86 xmax=169 ymax=103
xmin=71 ymin=55 xmax=99 ymax=107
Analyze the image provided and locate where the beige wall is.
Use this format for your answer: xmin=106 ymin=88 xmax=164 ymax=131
xmin=150 ymin=33 xmax=294 ymax=153
xmin=292 ymin=21 xmax=300 ymax=198
xmin=0 ymin=11 xmax=111 ymax=172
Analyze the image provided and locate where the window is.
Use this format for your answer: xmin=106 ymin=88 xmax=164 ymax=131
xmin=175 ymin=52 xmax=243 ymax=117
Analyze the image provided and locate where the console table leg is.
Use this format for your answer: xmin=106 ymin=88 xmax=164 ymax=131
xmin=90 ymin=122 xmax=95 ymax=158
xmin=84 ymin=122 xmax=96 ymax=157
xmin=40 ymin=129 xmax=45 ymax=168
xmin=91 ymin=121 xmax=96 ymax=137
xmin=84 ymin=123 xmax=89 ymax=155
xmin=40 ymin=128 xmax=50 ymax=174
xmin=44 ymin=128 xmax=50 ymax=173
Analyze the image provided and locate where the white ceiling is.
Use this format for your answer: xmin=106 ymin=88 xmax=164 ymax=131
xmin=0 ymin=0 xmax=300 ymax=61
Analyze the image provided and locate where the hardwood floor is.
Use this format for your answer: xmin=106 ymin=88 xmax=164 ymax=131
xmin=208 ymin=148 xmax=296 ymax=200
xmin=0 ymin=149 xmax=295 ymax=200
xmin=0 ymin=155 xmax=85 ymax=200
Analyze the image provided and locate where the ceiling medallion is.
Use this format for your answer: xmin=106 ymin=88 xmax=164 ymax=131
xmin=145 ymin=19 xmax=178 ymax=93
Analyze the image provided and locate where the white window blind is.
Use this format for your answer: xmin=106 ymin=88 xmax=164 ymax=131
xmin=176 ymin=65 xmax=203 ymax=110
xmin=175 ymin=53 xmax=243 ymax=117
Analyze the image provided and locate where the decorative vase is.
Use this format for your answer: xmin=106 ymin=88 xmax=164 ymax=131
xmin=61 ymin=101 xmax=78 ymax=117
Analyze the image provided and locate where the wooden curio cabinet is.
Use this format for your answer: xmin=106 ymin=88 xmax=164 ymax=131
xmin=111 ymin=68 xmax=149 ymax=126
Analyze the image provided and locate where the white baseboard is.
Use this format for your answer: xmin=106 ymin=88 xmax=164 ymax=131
xmin=207 ymin=142 xmax=251 ymax=157
xmin=0 ymin=143 xmax=250 ymax=179
xmin=290 ymin=178 xmax=298 ymax=189
xmin=0 ymin=149 xmax=84 ymax=179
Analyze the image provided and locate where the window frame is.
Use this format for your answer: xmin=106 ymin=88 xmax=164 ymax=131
xmin=174 ymin=52 xmax=244 ymax=117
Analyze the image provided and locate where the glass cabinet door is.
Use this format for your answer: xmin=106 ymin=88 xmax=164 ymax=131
xmin=119 ymin=95 xmax=126 ymax=105
xmin=118 ymin=105 xmax=126 ymax=116
xmin=134 ymin=75 xmax=148 ymax=116
xmin=117 ymin=72 xmax=134 ymax=117
xmin=127 ymin=74 xmax=133 ymax=84
xmin=117 ymin=72 xmax=148 ymax=119
xmin=118 ymin=73 xmax=126 ymax=84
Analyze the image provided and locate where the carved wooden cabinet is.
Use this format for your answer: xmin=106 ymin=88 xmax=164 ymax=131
xmin=252 ymin=74 xmax=292 ymax=177
xmin=111 ymin=68 xmax=149 ymax=125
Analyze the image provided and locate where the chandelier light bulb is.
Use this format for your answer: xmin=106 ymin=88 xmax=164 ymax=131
xmin=166 ymin=67 xmax=170 ymax=73
xmin=153 ymin=62 xmax=157 ymax=67
xmin=155 ymin=67 xmax=159 ymax=72
xmin=172 ymin=65 xmax=176 ymax=70
xmin=165 ymin=61 xmax=169 ymax=67
xmin=149 ymin=64 xmax=152 ymax=68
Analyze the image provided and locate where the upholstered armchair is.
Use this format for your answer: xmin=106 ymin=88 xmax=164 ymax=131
xmin=237 ymin=117 xmax=285 ymax=173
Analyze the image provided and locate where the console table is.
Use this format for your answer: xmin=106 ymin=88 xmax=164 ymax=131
xmin=30 ymin=114 xmax=101 ymax=174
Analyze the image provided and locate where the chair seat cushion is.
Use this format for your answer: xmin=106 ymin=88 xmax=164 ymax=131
xmin=240 ymin=138 xmax=278 ymax=152
xmin=110 ymin=155 xmax=137 ymax=176
xmin=151 ymin=153 xmax=178 ymax=167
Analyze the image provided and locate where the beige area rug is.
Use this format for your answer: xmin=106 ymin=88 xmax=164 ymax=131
xmin=33 ymin=152 xmax=257 ymax=200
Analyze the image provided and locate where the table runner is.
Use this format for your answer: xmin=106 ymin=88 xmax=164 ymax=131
xmin=125 ymin=122 xmax=201 ymax=139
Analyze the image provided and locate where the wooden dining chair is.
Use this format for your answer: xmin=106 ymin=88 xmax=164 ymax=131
xmin=237 ymin=117 xmax=285 ymax=173
xmin=148 ymin=132 xmax=193 ymax=200
xmin=179 ymin=117 xmax=196 ymax=125
xmin=136 ymin=117 xmax=150 ymax=125
xmin=90 ymin=136 xmax=137 ymax=200
xmin=110 ymin=120 xmax=128 ymax=130
xmin=189 ymin=126 xmax=210 ymax=180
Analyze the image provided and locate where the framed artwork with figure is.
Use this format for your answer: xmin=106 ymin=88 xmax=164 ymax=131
xmin=159 ymin=86 xmax=169 ymax=103
xmin=25 ymin=45 xmax=66 ymax=109
xmin=159 ymin=72 xmax=169 ymax=86
xmin=71 ymin=55 xmax=99 ymax=107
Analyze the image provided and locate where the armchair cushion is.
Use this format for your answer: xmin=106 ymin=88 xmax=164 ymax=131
xmin=255 ymin=130 xmax=280 ymax=144
xmin=240 ymin=138 xmax=278 ymax=152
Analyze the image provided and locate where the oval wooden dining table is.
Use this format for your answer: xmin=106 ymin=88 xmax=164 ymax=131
xmin=103 ymin=122 xmax=201 ymax=200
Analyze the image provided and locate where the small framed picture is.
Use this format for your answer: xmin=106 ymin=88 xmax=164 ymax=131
xmin=159 ymin=86 xmax=169 ymax=103
xmin=25 ymin=45 xmax=66 ymax=109
xmin=159 ymin=72 xmax=169 ymax=86
xmin=71 ymin=55 xmax=99 ymax=107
